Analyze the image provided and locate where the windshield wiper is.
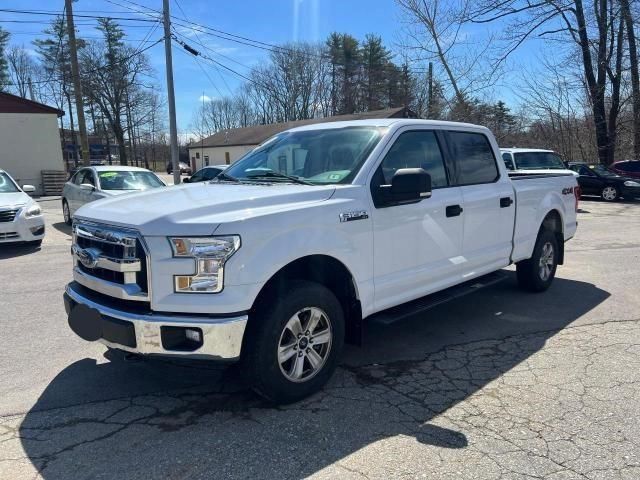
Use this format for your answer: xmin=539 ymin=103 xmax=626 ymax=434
xmin=214 ymin=172 xmax=239 ymax=182
xmin=245 ymin=171 xmax=315 ymax=185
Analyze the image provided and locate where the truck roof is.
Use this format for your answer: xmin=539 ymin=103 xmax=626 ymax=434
xmin=500 ymin=148 xmax=555 ymax=153
xmin=287 ymin=118 xmax=489 ymax=133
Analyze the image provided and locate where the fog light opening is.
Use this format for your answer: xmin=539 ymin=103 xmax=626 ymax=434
xmin=160 ymin=326 xmax=204 ymax=352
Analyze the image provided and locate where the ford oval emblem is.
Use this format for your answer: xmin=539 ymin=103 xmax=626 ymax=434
xmin=76 ymin=247 xmax=101 ymax=269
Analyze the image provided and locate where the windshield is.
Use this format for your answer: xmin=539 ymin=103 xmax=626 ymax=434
xmin=514 ymin=152 xmax=565 ymax=169
xmin=97 ymin=171 xmax=164 ymax=191
xmin=0 ymin=172 xmax=20 ymax=193
xmin=225 ymin=126 xmax=384 ymax=185
xmin=591 ymin=165 xmax=619 ymax=177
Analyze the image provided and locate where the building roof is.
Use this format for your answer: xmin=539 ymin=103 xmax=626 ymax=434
xmin=190 ymin=107 xmax=417 ymax=149
xmin=0 ymin=92 xmax=64 ymax=117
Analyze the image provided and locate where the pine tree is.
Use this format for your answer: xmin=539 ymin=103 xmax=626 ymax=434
xmin=360 ymin=34 xmax=391 ymax=110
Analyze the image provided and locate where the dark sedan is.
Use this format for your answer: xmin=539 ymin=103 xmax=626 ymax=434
xmin=610 ymin=160 xmax=640 ymax=180
xmin=567 ymin=162 xmax=640 ymax=201
xmin=183 ymin=165 xmax=228 ymax=183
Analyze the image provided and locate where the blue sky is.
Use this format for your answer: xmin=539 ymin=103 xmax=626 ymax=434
xmin=1 ymin=0 xmax=547 ymax=135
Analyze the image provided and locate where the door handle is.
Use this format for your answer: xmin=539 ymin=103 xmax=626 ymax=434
xmin=500 ymin=197 xmax=514 ymax=208
xmin=446 ymin=204 xmax=463 ymax=217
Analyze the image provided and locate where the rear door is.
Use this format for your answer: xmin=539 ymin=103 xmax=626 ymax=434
xmin=444 ymin=130 xmax=515 ymax=275
xmin=370 ymin=128 xmax=465 ymax=311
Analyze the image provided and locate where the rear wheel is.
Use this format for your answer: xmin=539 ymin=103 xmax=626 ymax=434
xmin=517 ymin=229 xmax=559 ymax=292
xmin=242 ymin=280 xmax=345 ymax=404
xmin=62 ymin=199 xmax=72 ymax=226
xmin=601 ymin=185 xmax=619 ymax=201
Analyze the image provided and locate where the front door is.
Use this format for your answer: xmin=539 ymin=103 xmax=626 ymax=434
xmin=445 ymin=130 xmax=515 ymax=275
xmin=370 ymin=129 xmax=464 ymax=312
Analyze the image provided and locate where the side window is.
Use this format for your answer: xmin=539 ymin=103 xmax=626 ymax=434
xmin=579 ymin=166 xmax=593 ymax=176
xmin=190 ymin=170 xmax=204 ymax=182
xmin=83 ymin=171 xmax=96 ymax=186
xmin=378 ymin=131 xmax=448 ymax=188
xmin=203 ymin=168 xmax=220 ymax=180
xmin=502 ymin=152 xmax=515 ymax=170
xmin=447 ymin=132 xmax=499 ymax=185
xmin=73 ymin=170 xmax=85 ymax=185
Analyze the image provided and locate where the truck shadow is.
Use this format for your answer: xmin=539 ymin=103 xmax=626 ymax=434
xmin=19 ymin=275 xmax=609 ymax=479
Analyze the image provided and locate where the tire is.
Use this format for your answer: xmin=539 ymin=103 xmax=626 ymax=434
xmin=242 ymin=280 xmax=345 ymax=404
xmin=601 ymin=185 xmax=619 ymax=201
xmin=62 ymin=199 xmax=72 ymax=226
xmin=516 ymin=229 xmax=559 ymax=292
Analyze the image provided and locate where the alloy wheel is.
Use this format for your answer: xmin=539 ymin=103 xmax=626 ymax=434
xmin=602 ymin=186 xmax=617 ymax=201
xmin=278 ymin=307 xmax=332 ymax=383
xmin=538 ymin=242 xmax=555 ymax=281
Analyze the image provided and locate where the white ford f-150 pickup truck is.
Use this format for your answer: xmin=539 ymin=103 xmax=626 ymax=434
xmin=64 ymin=119 xmax=579 ymax=403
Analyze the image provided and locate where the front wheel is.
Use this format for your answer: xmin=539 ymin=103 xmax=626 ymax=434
xmin=601 ymin=185 xmax=619 ymax=201
xmin=516 ymin=229 xmax=559 ymax=292
xmin=62 ymin=199 xmax=72 ymax=226
xmin=242 ymin=280 xmax=345 ymax=404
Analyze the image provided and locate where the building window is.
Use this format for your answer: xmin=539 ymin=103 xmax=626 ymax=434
xmin=195 ymin=152 xmax=200 ymax=159
xmin=225 ymin=152 xmax=230 ymax=165
xmin=204 ymin=155 xmax=209 ymax=166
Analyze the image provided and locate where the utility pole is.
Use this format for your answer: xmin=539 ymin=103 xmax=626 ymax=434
xmin=163 ymin=0 xmax=181 ymax=185
xmin=27 ymin=77 xmax=35 ymax=101
xmin=65 ymin=0 xmax=91 ymax=166
xmin=427 ymin=62 xmax=433 ymax=119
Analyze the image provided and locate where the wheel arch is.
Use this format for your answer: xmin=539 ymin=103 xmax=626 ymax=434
xmin=250 ymin=254 xmax=363 ymax=345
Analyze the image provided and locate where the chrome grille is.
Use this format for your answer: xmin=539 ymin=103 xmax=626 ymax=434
xmin=0 ymin=232 xmax=19 ymax=240
xmin=0 ymin=209 xmax=19 ymax=223
xmin=72 ymin=222 xmax=149 ymax=301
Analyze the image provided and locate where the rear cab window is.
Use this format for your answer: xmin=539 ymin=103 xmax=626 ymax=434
xmin=446 ymin=131 xmax=500 ymax=185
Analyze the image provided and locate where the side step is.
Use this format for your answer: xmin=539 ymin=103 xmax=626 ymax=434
xmin=368 ymin=270 xmax=509 ymax=326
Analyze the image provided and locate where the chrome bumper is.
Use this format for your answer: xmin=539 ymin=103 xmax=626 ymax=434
xmin=64 ymin=283 xmax=248 ymax=361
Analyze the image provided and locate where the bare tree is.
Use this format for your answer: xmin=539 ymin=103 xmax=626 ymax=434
xmin=6 ymin=45 xmax=35 ymax=98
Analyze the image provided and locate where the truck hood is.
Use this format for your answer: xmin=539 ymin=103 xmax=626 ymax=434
xmin=74 ymin=182 xmax=336 ymax=235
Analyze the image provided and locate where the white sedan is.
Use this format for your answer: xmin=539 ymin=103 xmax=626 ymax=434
xmin=62 ymin=166 xmax=166 ymax=225
xmin=0 ymin=169 xmax=45 ymax=246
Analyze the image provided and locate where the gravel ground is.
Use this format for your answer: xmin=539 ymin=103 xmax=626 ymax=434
xmin=0 ymin=197 xmax=639 ymax=480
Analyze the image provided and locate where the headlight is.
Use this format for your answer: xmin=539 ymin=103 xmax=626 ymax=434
xmin=169 ymin=236 xmax=241 ymax=293
xmin=624 ymin=180 xmax=640 ymax=187
xmin=24 ymin=204 xmax=41 ymax=217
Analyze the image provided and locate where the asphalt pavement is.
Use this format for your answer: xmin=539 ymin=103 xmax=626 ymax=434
xmin=1 ymin=197 xmax=639 ymax=479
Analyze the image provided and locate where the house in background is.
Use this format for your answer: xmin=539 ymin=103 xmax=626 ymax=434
xmin=0 ymin=92 xmax=65 ymax=195
xmin=187 ymin=107 xmax=417 ymax=171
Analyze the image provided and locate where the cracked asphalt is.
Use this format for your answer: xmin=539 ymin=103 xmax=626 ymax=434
xmin=1 ymin=197 xmax=639 ymax=479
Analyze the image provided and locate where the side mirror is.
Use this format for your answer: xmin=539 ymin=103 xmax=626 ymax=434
xmin=182 ymin=177 xmax=191 ymax=183
xmin=376 ymin=168 xmax=431 ymax=207
xmin=22 ymin=184 xmax=36 ymax=193
xmin=390 ymin=168 xmax=431 ymax=202
xmin=80 ymin=183 xmax=95 ymax=191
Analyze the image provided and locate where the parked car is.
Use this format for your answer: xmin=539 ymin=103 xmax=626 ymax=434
xmin=62 ymin=166 xmax=166 ymax=225
xmin=500 ymin=148 xmax=578 ymax=176
xmin=183 ymin=165 xmax=228 ymax=183
xmin=64 ymin=119 xmax=578 ymax=404
xmin=610 ymin=160 xmax=640 ymax=179
xmin=567 ymin=162 xmax=640 ymax=201
xmin=0 ymin=169 xmax=45 ymax=246
xmin=166 ymin=161 xmax=192 ymax=175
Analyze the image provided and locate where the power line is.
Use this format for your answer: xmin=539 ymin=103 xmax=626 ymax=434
xmin=0 ymin=8 xmax=159 ymax=22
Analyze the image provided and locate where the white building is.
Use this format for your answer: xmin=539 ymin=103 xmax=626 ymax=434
xmin=0 ymin=92 xmax=65 ymax=195
xmin=187 ymin=107 xmax=416 ymax=172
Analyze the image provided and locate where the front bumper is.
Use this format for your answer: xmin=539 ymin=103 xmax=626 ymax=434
xmin=622 ymin=186 xmax=640 ymax=199
xmin=0 ymin=213 xmax=45 ymax=243
xmin=64 ymin=282 xmax=248 ymax=361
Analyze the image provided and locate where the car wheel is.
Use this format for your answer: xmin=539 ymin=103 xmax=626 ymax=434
xmin=601 ymin=185 xmax=619 ymax=201
xmin=62 ymin=199 xmax=72 ymax=226
xmin=516 ymin=229 xmax=559 ymax=292
xmin=242 ymin=280 xmax=345 ymax=404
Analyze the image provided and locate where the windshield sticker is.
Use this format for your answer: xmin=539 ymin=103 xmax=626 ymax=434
xmin=99 ymin=172 xmax=119 ymax=178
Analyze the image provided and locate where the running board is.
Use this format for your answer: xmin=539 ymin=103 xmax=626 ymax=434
xmin=368 ymin=270 xmax=509 ymax=326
